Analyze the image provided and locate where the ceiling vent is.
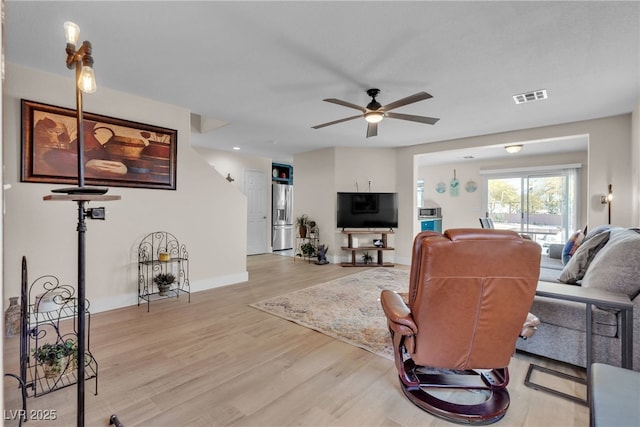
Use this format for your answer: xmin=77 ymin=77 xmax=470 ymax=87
xmin=513 ymin=89 xmax=548 ymax=104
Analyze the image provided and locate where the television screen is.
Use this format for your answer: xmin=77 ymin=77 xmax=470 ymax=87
xmin=337 ymin=192 xmax=398 ymax=229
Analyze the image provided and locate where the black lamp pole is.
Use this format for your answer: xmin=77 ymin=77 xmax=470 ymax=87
xmin=64 ymin=28 xmax=96 ymax=427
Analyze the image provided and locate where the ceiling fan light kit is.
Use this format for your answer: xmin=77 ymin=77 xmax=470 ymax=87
xmin=312 ymin=88 xmax=439 ymax=138
xmin=364 ymin=111 xmax=384 ymax=123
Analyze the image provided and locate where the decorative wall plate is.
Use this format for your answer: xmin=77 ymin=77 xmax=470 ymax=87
xmin=465 ymin=180 xmax=478 ymax=193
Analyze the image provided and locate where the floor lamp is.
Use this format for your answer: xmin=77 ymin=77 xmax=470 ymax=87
xmin=43 ymin=21 xmax=120 ymax=427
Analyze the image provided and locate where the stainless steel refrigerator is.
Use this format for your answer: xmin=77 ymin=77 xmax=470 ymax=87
xmin=272 ymin=183 xmax=293 ymax=251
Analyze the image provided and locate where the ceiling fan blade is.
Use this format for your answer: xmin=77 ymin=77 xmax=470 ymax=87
xmin=323 ymin=98 xmax=367 ymax=113
xmin=381 ymin=92 xmax=433 ymax=112
xmin=366 ymin=122 xmax=378 ymax=138
xmin=385 ymin=112 xmax=439 ymax=125
xmin=312 ymin=114 xmax=362 ymax=129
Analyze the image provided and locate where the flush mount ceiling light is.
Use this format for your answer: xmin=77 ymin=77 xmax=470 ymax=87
xmin=505 ymin=144 xmax=523 ymax=154
xmin=513 ymin=89 xmax=548 ymax=104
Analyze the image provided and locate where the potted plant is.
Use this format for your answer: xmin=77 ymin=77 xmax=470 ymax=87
xmin=33 ymin=340 xmax=76 ymax=379
xmin=296 ymin=214 xmax=309 ymax=238
xmin=153 ymin=272 xmax=176 ymax=296
xmin=362 ymin=252 xmax=374 ymax=264
xmin=300 ymin=242 xmax=315 ymax=258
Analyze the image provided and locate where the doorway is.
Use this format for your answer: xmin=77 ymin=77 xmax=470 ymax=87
xmin=244 ymin=169 xmax=268 ymax=255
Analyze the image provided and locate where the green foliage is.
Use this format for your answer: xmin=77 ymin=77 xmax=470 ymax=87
xmin=296 ymin=214 xmax=309 ymax=227
xmin=33 ymin=340 xmax=75 ymax=364
xmin=300 ymin=242 xmax=315 ymax=256
xmin=488 ymin=176 xmax=567 ymax=216
xmin=153 ymin=273 xmax=176 ymax=287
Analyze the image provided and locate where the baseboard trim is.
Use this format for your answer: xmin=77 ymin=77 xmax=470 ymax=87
xmin=88 ymin=271 xmax=249 ymax=314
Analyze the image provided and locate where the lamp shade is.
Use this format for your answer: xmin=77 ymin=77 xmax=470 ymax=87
xmin=78 ymin=66 xmax=97 ymax=93
xmin=64 ymin=21 xmax=80 ymax=45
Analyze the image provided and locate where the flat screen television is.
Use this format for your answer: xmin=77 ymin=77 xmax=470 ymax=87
xmin=336 ymin=192 xmax=398 ymax=229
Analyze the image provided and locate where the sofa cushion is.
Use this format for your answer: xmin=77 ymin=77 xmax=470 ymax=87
xmin=539 ymin=267 xmax=561 ymax=282
xmin=582 ymin=228 xmax=640 ymax=299
xmin=548 ymin=243 xmax=563 ymax=259
xmin=530 ymin=292 xmax=618 ymax=337
xmin=585 ymin=224 xmax=614 ymax=240
xmin=558 ymin=230 xmax=611 ymax=284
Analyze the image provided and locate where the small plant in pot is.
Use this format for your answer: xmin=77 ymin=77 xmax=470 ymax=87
xmin=153 ymin=272 xmax=176 ymax=296
xmin=362 ymin=252 xmax=374 ymax=264
xmin=33 ymin=340 xmax=76 ymax=379
xmin=299 ymin=242 xmax=315 ymax=258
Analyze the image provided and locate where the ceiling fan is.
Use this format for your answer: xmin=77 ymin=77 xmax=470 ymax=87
xmin=312 ymin=88 xmax=439 ymax=138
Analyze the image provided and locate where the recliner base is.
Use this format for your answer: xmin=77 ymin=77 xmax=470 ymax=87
xmin=399 ymin=374 xmax=510 ymax=425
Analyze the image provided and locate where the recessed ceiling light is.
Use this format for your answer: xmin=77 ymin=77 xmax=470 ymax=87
xmin=513 ymin=89 xmax=548 ymax=104
xmin=232 ymin=146 xmax=240 ymax=150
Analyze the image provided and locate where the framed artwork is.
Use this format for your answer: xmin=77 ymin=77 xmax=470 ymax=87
xmin=21 ymin=99 xmax=177 ymax=190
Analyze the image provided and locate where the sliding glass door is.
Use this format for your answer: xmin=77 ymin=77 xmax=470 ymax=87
xmin=483 ymin=167 xmax=579 ymax=250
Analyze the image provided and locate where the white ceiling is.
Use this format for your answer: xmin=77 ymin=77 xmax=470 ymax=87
xmin=5 ymin=1 xmax=639 ymax=164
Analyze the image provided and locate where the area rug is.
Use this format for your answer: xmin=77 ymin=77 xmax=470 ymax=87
xmin=250 ymin=268 xmax=409 ymax=360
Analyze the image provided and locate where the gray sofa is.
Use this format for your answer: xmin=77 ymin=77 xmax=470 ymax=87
xmin=516 ymin=227 xmax=640 ymax=372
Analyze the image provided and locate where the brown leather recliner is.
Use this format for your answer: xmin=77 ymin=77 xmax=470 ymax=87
xmin=381 ymin=229 xmax=541 ymax=425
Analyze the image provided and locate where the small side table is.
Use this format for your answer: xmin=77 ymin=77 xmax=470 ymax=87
xmin=590 ymin=363 xmax=640 ymax=427
xmin=524 ymin=281 xmax=633 ymax=405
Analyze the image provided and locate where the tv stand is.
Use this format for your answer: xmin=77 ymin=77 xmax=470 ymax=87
xmin=340 ymin=230 xmax=394 ymax=267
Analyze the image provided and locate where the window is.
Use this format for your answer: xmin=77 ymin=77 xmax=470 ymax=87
xmin=481 ymin=164 xmax=580 ymax=250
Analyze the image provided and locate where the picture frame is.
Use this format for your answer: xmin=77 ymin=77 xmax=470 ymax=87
xmin=21 ymin=99 xmax=178 ymax=190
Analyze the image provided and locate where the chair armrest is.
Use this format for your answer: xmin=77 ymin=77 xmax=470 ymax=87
xmin=380 ymin=290 xmax=418 ymax=336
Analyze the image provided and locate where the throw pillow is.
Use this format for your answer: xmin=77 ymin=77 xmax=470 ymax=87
xmin=558 ymin=230 xmax=610 ymax=284
xmin=585 ymin=224 xmax=614 ymax=240
xmin=581 ymin=228 xmax=640 ymax=299
xmin=562 ymin=229 xmax=585 ymax=265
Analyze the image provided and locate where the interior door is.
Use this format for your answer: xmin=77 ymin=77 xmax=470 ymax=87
xmin=244 ymin=170 xmax=268 ymax=255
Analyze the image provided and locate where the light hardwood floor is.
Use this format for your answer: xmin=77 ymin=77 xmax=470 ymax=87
xmin=3 ymin=254 xmax=588 ymax=426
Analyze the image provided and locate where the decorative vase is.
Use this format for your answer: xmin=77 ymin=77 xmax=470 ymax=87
xmin=4 ymin=297 xmax=21 ymax=338
xmin=299 ymin=226 xmax=307 ymax=238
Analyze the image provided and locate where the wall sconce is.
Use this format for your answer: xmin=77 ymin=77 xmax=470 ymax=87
xmin=504 ymin=144 xmax=523 ymax=154
xmin=64 ymin=21 xmax=97 ymax=188
xmin=600 ymin=184 xmax=613 ymax=224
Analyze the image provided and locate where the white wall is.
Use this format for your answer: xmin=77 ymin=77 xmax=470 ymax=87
xmin=192 ymin=146 xmax=272 ymax=251
xmin=418 ymin=151 xmax=589 ymax=231
xmin=3 ymin=64 xmax=248 ymax=313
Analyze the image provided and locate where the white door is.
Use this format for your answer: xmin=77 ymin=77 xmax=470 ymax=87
xmin=244 ymin=170 xmax=268 ymax=255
